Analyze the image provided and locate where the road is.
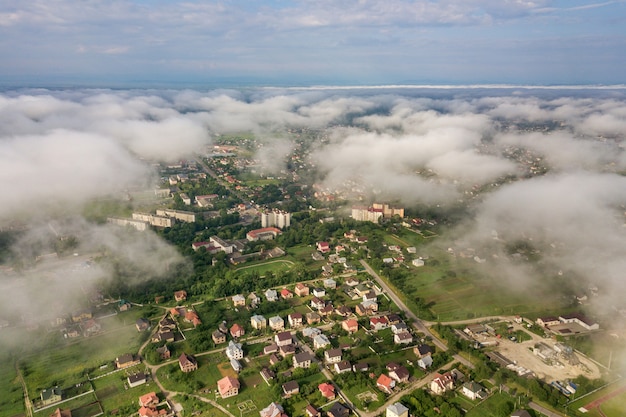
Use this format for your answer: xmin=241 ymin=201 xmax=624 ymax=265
xmin=529 ymin=401 xmax=567 ymax=417
xmin=359 ymin=260 xmax=474 ymax=370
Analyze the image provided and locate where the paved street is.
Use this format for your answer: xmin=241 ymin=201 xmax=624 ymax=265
xmin=359 ymin=260 xmax=474 ymax=369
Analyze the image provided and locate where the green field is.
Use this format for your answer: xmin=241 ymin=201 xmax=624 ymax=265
xmin=0 ymin=355 xmax=23 ymax=417
xmin=235 ymin=260 xmax=294 ymax=276
xmin=464 ymin=392 xmax=517 ymax=417
xmin=91 ymin=367 xmax=156 ymax=414
xmin=568 ymin=380 xmax=626 ymax=417
xmin=20 ymin=310 xmax=150 ymax=401
xmin=373 ymin=242 xmax=570 ymax=321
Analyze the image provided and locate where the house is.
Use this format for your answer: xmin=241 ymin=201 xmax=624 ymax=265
xmin=389 ymin=366 xmax=410 ymax=383
xmin=184 ymin=310 xmax=201 ymax=327
xmin=116 ymin=353 xmax=140 ymax=369
xmin=327 ymin=402 xmax=350 ymax=417
xmin=138 ymin=392 xmax=159 ymax=407
xmin=306 ymin=404 xmax=321 ymax=417
xmin=269 ymin=316 xmax=285 ymax=330
xmin=353 ymin=362 xmax=369 ymax=372
xmin=263 ymin=343 xmax=279 ymax=355
xmin=319 ymin=304 xmax=334 ymax=316
xmin=260 ymin=367 xmax=276 ymax=384
xmin=323 ymin=278 xmax=337 ymax=289
xmin=334 ymin=361 xmax=352 ymax=374
xmin=293 ymin=352 xmax=313 ymax=368
xmin=82 ymin=319 xmax=101 ymax=336
xmin=417 ymin=355 xmax=433 ymax=369
xmin=462 ymin=382 xmax=488 ymax=400
xmin=265 ymin=289 xmax=278 ymax=302
xmin=316 ymin=241 xmax=330 ymax=253
xmin=280 ymin=288 xmax=293 ymax=299
xmin=231 ymin=357 xmax=244 ymax=372
xmin=363 ymin=290 xmax=377 ymax=302
xmin=386 ymin=402 xmax=409 ymax=417
xmin=311 ymin=297 xmax=326 ymax=310
xmin=302 ymin=327 xmax=322 ymax=339
xmin=174 ymin=290 xmax=187 ymax=302
xmin=41 ymin=387 xmax=63 ymax=406
xmin=536 ymin=316 xmax=560 ymax=327
xmin=288 ymin=312 xmax=303 ymax=328
xmin=394 ymin=331 xmax=413 ymax=345
xmin=178 ymin=353 xmax=198 ymax=372
xmin=377 ymin=374 xmax=395 ymax=394
xmin=312 ymin=288 xmax=326 ymax=298
xmin=318 ymin=382 xmax=336 ymax=400
xmin=225 ymin=340 xmax=244 ymax=360
xmin=370 ymin=316 xmax=389 ymax=331
xmin=269 ymin=354 xmax=281 ymax=366
xmin=295 ymin=283 xmax=310 ymax=297
xmin=275 ymin=331 xmax=292 ymax=346
xmin=153 ymin=330 xmax=175 ymax=343
xmin=230 ymin=323 xmax=245 ymax=338
xmin=306 ymin=312 xmax=321 ymax=324
xmin=430 ymin=372 xmax=456 ymax=394
xmin=232 ymin=294 xmax=246 ymax=307
xmin=414 ymin=344 xmax=434 ymax=358
xmin=335 ymin=306 xmax=351 ymax=317
xmin=49 ymin=408 xmax=71 ymax=417
xmin=386 ymin=313 xmax=402 ymax=325
xmin=313 ymin=334 xmax=331 ymax=349
xmin=212 ymin=330 xmax=227 ymax=344
xmin=282 ymin=380 xmax=300 ymax=397
xmin=138 ymin=406 xmax=169 ymax=417
xmin=135 ymin=318 xmax=150 ymax=332
xmin=412 ymin=258 xmax=425 ymax=267
xmin=119 ymin=300 xmax=132 ymax=311
xmin=128 ymin=372 xmax=148 ymax=388
xmin=345 ymin=277 xmax=359 ymax=286
xmin=259 ymin=402 xmax=285 ymax=417
xmin=248 ymin=292 xmax=261 ymax=306
xmin=156 ymin=345 xmax=171 ymax=360
xmin=279 ymin=344 xmax=296 ymax=357
xmin=217 ymin=376 xmax=240 ymax=398
xmin=251 ymin=314 xmax=267 ymax=330
xmin=391 ymin=322 xmax=408 ymax=334
xmin=322 ymin=265 xmax=333 ymax=275
xmin=356 ymin=301 xmax=378 ymax=316
xmin=325 ymin=348 xmax=342 ymax=364
xmin=342 ymin=319 xmax=359 ymax=334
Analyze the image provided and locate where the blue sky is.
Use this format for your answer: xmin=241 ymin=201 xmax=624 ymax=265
xmin=1 ymin=0 xmax=625 ymax=86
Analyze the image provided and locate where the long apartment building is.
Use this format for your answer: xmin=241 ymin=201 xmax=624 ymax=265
xmin=351 ymin=203 xmax=404 ymax=222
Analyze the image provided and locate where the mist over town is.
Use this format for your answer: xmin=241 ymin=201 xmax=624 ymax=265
xmin=1 ymin=0 xmax=625 ymax=416
xmin=1 ymin=85 xmax=625 ymax=417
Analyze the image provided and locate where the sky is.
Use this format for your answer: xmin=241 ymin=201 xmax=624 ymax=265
xmin=1 ymin=0 xmax=625 ymax=86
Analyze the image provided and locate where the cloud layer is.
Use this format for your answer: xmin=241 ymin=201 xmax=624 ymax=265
xmin=0 ymin=86 xmax=625 ymax=332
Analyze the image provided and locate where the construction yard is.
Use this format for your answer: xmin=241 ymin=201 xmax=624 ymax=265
xmin=469 ymin=320 xmax=602 ymax=383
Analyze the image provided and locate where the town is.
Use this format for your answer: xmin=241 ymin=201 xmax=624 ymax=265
xmin=1 ymin=129 xmax=624 ymax=417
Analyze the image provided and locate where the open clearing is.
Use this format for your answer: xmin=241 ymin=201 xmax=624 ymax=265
xmin=217 ymin=363 xmax=238 ymax=378
xmin=488 ymin=322 xmax=601 ymax=382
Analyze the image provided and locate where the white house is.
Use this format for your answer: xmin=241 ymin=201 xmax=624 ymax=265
xmin=265 ymin=289 xmax=278 ymax=302
xmin=313 ymin=334 xmax=331 ymax=350
xmin=386 ymin=402 xmax=409 ymax=417
xmin=225 ymin=341 xmax=244 ymax=360
xmin=269 ymin=316 xmax=284 ymax=331
xmin=250 ymin=314 xmax=266 ymax=330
